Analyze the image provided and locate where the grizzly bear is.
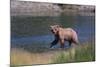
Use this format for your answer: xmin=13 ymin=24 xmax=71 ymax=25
xmin=50 ymin=25 xmax=79 ymax=48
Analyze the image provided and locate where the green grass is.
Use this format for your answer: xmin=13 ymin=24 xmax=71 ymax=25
xmin=51 ymin=41 xmax=95 ymax=64
xmin=11 ymin=41 xmax=95 ymax=66
xmin=75 ymin=42 xmax=95 ymax=62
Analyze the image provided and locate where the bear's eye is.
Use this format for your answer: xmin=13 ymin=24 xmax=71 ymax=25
xmin=54 ymin=28 xmax=57 ymax=32
xmin=51 ymin=29 xmax=53 ymax=32
xmin=54 ymin=28 xmax=57 ymax=31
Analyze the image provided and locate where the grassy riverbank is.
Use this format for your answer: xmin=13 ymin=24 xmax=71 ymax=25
xmin=11 ymin=41 xmax=95 ymax=66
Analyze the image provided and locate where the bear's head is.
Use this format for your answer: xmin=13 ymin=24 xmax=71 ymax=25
xmin=50 ymin=25 xmax=61 ymax=34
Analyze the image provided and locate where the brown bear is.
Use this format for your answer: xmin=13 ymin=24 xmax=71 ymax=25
xmin=50 ymin=25 xmax=79 ymax=48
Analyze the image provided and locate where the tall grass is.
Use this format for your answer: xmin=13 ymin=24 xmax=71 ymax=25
xmin=75 ymin=42 xmax=95 ymax=62
xmin=51 ymin=42 xmax=95 ymax=63
xmin=10 ymin=48 xmax=54 ymax=66
xmin=11 ymin=41 xmax=95 ymax=66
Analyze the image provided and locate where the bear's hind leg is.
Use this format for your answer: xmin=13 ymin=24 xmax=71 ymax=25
xmin=72 ymin=39 xmax=79 ymax=45
xmin=68 ymin=40 xmax=72 ymax=47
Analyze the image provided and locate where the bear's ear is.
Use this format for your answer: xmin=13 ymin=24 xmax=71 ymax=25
xmin=50 ymin=25 xmax=61 ymax=28
xmin=50 ymin=25 xmax=52 ymax=27
xmin=50 ymin=25 xmax=53 ymax=28
xmin=56 ymin=25 xmax=61 ymax=28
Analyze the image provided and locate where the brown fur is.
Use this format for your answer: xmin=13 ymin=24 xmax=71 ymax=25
xmin=50 ymin=25 xmax=79 ymax=48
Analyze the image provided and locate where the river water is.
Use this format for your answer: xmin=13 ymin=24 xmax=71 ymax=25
xmin=11 ymin=15 xmax=95 ymax=48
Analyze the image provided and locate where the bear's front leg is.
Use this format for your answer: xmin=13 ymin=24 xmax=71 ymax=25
xmin=60 ymin=39 xmax=65 ymax=48
xmin=50 ymin=36 xmax=59 ymax=48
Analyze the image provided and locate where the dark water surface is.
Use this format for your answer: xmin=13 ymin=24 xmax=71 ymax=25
xmin=11 ymin=15 xmax=95 ymax=48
